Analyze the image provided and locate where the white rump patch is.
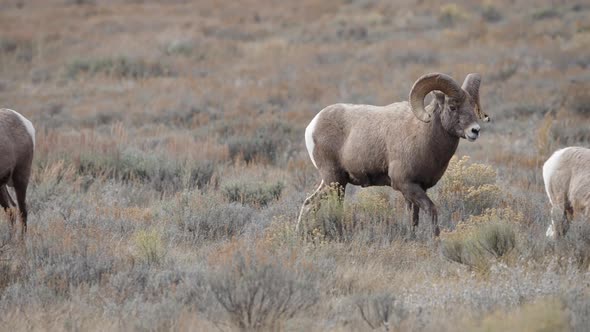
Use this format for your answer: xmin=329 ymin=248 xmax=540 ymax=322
xmin=542 ymin=147 xmax=571 ymax=205
xmin=305 ymin=113 xmax=320 ymax=168
xmin=5 ymin=108 xmax=35 ymax=148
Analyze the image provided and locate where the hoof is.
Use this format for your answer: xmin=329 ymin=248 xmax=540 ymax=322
xmin=433 ymin=226 xmax=440 ymax=237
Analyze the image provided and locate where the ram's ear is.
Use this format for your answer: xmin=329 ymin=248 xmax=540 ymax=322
xmin=433 ymin=91 xmax=445 ymax=107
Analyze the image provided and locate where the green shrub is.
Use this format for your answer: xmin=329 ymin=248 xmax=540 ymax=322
xmin=134 ymin=229 xmax=165 ymax=265
xmin=436 ymin=156 xmax=503 ymax=223
xmin=222 ymin=180 xmax=284 ymax=207
xmin=442 ymin=221 xmax=516 ymax=271
xmin=474 ymin=222 xmax=516 ymax=258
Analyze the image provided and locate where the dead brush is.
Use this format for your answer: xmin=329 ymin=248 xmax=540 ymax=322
xmin=208 ymin=249 xmax=319 ymax=330
xmin=355 ymin=293 xmax=407 ymax=332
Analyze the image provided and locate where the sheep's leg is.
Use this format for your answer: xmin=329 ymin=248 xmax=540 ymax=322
xmin=399 ymin=183 xmax=439 ymax=237
xmin=546 ymin=206 xmax=559 ymax=238
xmin=0 ymin=186 xmax=16 ymax=228
xmin=12 ymin=175 xmax=29 ymax=239
xmin=328 ymin=182 xmax=346 ymax=240
xmin=0 ymin=174 xmax=17 ymax=233
xmin=547 ymin=203 xmax=572 ymax=238
xmin=405 ymin=200 xmax=420 ymax=231
xmin=560 ymin=202 xmax=573 ymax=237
xmin=297 ymin=180 xmax=326 ymax=233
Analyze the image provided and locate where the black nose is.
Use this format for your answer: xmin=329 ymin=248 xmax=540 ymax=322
xmin=471 ymin=127 xmax=480 ymax=135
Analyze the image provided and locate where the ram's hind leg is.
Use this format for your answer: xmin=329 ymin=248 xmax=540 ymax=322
xmin=0 ymin=186 xmax=16 ymax=239
xmin=0 ymin=172 xmax=17 ymax=235
xmin=547 ymin=201 xmax=573 ymax=239
xmin=12 ymin=170 xmax=30 ymax=239
xmin=297 ymin=167 xmax=348 ymax=239
xmin=297 ymin=180 xmax=326 ymax=232
xmin=0 ymin=185 xmax=16 ymax=228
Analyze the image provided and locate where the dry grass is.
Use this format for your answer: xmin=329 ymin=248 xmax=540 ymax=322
xmin=0 ymin=0 xmax=589 ymax=330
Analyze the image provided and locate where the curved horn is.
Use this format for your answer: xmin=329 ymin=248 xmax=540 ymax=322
xmin=462 ymin=73 xmax=489 ymax=122
xmin=409 ymin=73 xmax=465 ymax=123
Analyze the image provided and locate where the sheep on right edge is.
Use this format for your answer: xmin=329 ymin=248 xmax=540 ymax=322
xmin=543 ymin=147 xmax=590 ymax=238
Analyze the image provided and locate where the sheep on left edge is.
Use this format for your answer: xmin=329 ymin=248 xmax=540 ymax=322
xmin=0 ymin=108 xmax=35 ymax=237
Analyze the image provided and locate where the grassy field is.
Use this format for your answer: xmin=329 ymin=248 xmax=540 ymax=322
xmin=1 ymin=0 xmax=590 ymax=330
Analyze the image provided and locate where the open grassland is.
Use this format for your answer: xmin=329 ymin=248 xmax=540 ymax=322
xmin=1 ymin=0 xmax=590 ymax=330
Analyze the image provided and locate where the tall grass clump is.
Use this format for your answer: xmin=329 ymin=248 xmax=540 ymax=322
xmin=134 ymin=229 xmax=165 ymax=266
xmin=355 ymin=293 xmax=407 ymax=331
xmin=77 ymin=149 xmax=215 ymax=192
xmin=226 ymin=121 xmax=297 ymax=164
xmin=298 ymin=185 xmax=346 ymax=242
xmin=161 ymin=190 xmax=254 ymax=243
xmin=208 ymin=250 xmax=319 ymax=330
xmin=222 ymin=180 xmax=283 ymax=207
xmin=299 ymin=187 xmax=411 ymax=244
xmin=66 ymin=56 xmax=172 ymax=79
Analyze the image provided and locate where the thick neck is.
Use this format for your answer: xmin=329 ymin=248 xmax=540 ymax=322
xmin=424 ymin=103 xmax=460 ymax=163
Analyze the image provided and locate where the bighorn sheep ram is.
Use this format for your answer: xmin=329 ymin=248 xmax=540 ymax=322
xmin=297 ymin=72 xmax=489 ymax=237
xmin=0 ymin=108 xmax=35 ymax=236
xmin=543 ymin=147 xmax=590 ymax=238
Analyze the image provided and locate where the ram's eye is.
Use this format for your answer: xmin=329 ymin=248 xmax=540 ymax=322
xmin=449 ymin=105 xmax=457 ymax=111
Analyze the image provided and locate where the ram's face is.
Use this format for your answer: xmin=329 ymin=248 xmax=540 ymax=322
xmin=446 ymin=95 xmax=480 ymax=142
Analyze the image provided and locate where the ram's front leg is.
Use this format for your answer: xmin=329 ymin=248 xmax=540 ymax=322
xmin=400 ymin=183 xmax=439 ymax=237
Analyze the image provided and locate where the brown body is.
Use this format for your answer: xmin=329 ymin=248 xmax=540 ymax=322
xmin=312 ymin=99 xmax=459 ymax=190
xmin=0 ymin=108 xmax=35 ymax=236
xmin=543 ymin=147 xmax=590 ymax=238
xmin=298 ymin=73 xmax=489 ymax=237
